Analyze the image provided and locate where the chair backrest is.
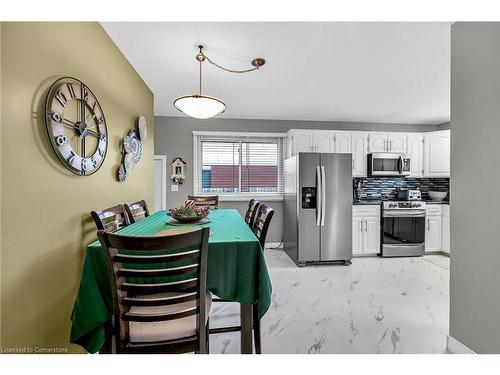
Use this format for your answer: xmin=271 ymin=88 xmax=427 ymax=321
xmin=124 ymin=200 xmax=150 ymax=224
xmin=187 ymin=195 xmax=219 ymax=209
xmin=91 ymin=204 xmax=130 ymax=232
xmin=252 ymin=204 xmax=275 ymax=249
xmin=244 ymin=199 xmax=261 ymax=228
xmin=97 ymin=227 xmax=210 ymax=354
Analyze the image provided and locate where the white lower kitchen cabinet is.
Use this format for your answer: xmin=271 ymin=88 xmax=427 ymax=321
xmin=441 ymin=205 xmax=450 ymax=254
xmin=352 ymin=216 xmax=364 ymax=255
xmin=352 ymin=205 xmax=380 ymax=256
xmin=425 ymin=205 xmax=442 ymax=252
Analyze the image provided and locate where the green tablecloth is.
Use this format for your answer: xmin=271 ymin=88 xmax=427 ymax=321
xmin=69 ymin=209 xmax=272 ymax=353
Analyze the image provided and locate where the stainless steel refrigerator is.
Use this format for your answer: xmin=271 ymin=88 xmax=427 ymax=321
xmin=283 ymin=153 xmax=353 ymax=266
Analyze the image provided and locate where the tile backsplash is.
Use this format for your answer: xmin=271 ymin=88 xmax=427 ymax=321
xmin=353 ymin=177 xmax=450 ymax=201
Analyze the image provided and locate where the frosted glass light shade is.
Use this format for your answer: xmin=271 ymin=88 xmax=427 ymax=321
xmin=173 ymin=95 xmax=226 ymax=119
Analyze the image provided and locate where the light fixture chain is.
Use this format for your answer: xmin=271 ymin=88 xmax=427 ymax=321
xmin=203 ymin=54 xmax=260 ymax=74
xmin=199 ymin=57 xmax=202 ymax=95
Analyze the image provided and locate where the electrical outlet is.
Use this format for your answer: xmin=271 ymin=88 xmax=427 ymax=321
xmin=171 ymin=184 xmax=178 ymax=192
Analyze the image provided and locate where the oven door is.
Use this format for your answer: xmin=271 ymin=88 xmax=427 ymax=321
xmin=382 ymin=209 xmax=426 ymax=254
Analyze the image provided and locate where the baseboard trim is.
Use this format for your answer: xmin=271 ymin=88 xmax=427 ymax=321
xmin=447 ymin=335 xmax=476 ymax=354
xmin=265 ymin=242 xmax=283 ymax=249
xmin=425 ymin=250 xmax=450 ymax=257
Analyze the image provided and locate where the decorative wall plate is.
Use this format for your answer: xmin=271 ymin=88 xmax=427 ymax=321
xmin=125 ymin=130 xmax=142 ymax=162
xmin=123 ymin=153 xmax=135 ymax=173
xmin=138 ymin=116 xmax=147 ymax=141
xmin=117 ymin=164 xmax=126 ymax=182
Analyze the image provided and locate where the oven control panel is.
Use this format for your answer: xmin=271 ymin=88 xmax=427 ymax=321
xmin=383 ymin=201 xmax=426 ymax=209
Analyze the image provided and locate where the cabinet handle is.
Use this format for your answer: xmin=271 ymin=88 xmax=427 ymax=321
xmin=364 ymin=219 xmax=367 ymax=232
xmin=360 ymin=220 xmax=363 ymax=232
xmin=352 ymin=158 xmax=354 ymax=171
xmin=389 ymin=140 xmax=392 ymax=151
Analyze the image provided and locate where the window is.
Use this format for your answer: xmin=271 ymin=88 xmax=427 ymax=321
xmin=193 ymin=132 xmax=287 ymax=200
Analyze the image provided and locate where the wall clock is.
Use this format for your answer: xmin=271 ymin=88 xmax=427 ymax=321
xmin=45 ymin=77 xmax=108 ymax=176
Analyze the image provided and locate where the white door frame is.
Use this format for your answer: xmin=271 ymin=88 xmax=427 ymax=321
xmin=153 ymin=155 xmax=167 ymax=211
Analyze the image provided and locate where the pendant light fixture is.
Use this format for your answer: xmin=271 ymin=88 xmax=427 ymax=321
xmin=173 ymin=45 xmax=265 ymax=119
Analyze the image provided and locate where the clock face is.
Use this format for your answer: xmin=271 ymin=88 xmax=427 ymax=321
xmin=45 ymin=77 xmax=108 ymax=176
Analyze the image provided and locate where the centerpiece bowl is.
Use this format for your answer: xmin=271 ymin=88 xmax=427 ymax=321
xmin=168 ymin=200 xmax=209 ymax=223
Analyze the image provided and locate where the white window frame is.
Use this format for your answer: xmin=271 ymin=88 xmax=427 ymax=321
xmin=193 ymin=131 xmax=287 ymax=201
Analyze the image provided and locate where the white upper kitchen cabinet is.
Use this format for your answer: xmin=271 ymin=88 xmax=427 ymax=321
xmin=407 ymin=134 xmax=424 ymax=177
xmin=334 ymin=132 xmax=352 ymax=153
xmin=387 ymin=133 xmax=408 ymax=153
xmin=351 ymin=132 xmax=369 ymax=177
xmin=369 ymin=133 xmax=407 ymax=153
xmin=287 ymin=130 xmax=450 ymax=178
xmin=423 ymin=130 xmax=450 ymax=177
xmin=287 ymin=130 xmax=314 ymax=157
xmin=369 ymin=133 xmax=389 ymax=152
xmin=313 ymin=131 xmax=335 ymax=153
xmin=369 ymin=133 xmax=408 ymax=153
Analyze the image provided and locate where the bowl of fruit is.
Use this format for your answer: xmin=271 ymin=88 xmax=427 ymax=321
xmin=168 ymin=200 xmax=210 ymax=223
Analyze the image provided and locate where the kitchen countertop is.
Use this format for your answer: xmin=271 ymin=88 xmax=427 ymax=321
xmin=353 ymin=200 xmax=382 ymax=205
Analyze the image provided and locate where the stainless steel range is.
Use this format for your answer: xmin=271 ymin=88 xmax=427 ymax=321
xmin=381 ymin=201 xmax=426 ymax=257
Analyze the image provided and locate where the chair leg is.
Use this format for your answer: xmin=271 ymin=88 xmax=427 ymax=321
xmin=206 ymin=319 xmax=210 ymax=354
xmin=253 ymin=304 xmax=261 ymax=354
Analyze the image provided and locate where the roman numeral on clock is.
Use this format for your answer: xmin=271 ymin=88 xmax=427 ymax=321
xmin=55 ymin=90 xmax=68 ymax=107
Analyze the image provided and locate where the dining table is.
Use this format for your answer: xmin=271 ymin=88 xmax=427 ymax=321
xmin=70 ymin=208 xmax=273 ymax=354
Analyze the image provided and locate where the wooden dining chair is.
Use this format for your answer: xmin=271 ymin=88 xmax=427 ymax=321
xmin=124 ymin=200 xmax=150 ymax=224
xmin=91 ymin=204 xmax=130 ymax=232
xmin=251 ymin=203 xmax=275 ymax=250
xmin=244 ymin=199 xmax=261 ymax=228
xmin=250 ymin=203 xmax=275 ymax=354
xmin=187 ymin=195 xmax=219 ymax=209
xmin=97 ymin=227 xmax=211 ymax=354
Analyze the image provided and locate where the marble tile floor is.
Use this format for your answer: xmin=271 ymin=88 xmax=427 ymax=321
xmin=209 ymin=250 xmax=450 ymax=354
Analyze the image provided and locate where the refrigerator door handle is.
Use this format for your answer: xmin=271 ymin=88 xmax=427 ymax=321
xmin=316 ymin=166 xmax=321 ymax=226
xmin=320 ymin=166 xmax=326 ymax=226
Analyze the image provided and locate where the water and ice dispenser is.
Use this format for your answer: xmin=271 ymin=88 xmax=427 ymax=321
xmin=301 ymin=187 xmax=317 ymax=209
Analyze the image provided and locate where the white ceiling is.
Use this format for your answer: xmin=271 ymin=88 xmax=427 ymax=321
xmin=101 ymin=22 xmax=450 ymax=125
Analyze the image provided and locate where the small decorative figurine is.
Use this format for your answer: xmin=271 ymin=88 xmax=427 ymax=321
xmin=171 ymin=157 xmax=186 ymax=184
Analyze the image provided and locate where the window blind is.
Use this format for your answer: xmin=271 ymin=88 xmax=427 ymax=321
xmin=193 ymin=133 xmax=286 ymax=198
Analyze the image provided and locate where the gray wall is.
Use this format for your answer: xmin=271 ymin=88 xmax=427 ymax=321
xmin=450 ymin=23 xmax=500 ymax=353
xmin=155 ymin=116 xmax=440 ymax=242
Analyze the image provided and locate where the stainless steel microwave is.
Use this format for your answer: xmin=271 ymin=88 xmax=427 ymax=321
xmin=367 ymin=153 xmax=411 ymax=177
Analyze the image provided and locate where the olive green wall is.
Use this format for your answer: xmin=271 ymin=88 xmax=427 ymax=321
xmin=0 ymin=22 xmax=154 ymax=353
xmin=0 ymin=22 xmax=3 ymax=349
